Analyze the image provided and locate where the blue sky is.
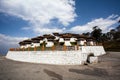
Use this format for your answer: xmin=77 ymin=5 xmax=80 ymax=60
xmin=0 ymin=0 xmax=120 ymax=55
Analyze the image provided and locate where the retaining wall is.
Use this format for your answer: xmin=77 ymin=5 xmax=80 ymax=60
xmin=6 ymin=51 xmax=88 ymax=65
xmin=6 ymin=46 xmax=105 ymax=65
xmin=81 ymin=46 xmax=106 ymax=56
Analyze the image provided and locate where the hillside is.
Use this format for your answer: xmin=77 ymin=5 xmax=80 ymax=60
xmin=103 ymin=40 xmax=120 ymax=52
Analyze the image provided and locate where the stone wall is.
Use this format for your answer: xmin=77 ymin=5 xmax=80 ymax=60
xmin=6 ymin=51 xmax=88 ymax=65
xmin=81 ymin=46 xmax=106 ymax=56
xmin=6 ymin=46 xmax=106 ymax=65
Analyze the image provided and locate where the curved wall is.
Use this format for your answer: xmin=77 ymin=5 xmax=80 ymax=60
xmin=6 ymin=51 xmax=88 ymax=65
xmin=6 ymin=46 xmax=106 ymax=65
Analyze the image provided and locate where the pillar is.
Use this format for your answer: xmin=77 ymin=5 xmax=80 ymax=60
xmin=22 ymin=48 xmax=24 ymax=51
xmin=63 ymin=45 xmax=67 ymax=51
xmin=42 ymin=45 xmax=44 ymax=51
xmin=84 ymin=42 xmax=87 ymax=46
xmin=28 ymin=47 xmax=30 ymax=51
xmin=34 ymin=46 xmax=36 ymax=51
xmin=52 ymin=45 xmax=55 ymax=51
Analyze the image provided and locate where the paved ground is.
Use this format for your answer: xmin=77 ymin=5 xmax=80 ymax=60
xmin=0 ymin=52 xmax=120 ymax=80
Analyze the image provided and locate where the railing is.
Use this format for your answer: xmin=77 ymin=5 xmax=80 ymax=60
xmin=9 ymin=46 xmax=77 ymax=51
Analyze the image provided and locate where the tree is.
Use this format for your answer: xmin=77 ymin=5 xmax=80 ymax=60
xmin=114 ymin=31 xmax=120 ymax=40
xmin=101 ymin=33 xmax=108 ymax=42
xmin=114 ymin=20 xmax=120 ymax=40
xmin=91 ymin=26 xmax=102 ymax=42
xmin=82 ymin=32 xmax=91 ymax=37
xmin=116 ymin=24 xmax=120 ymax=32
xmin=110 ymin=29 xmax=116 ymax=40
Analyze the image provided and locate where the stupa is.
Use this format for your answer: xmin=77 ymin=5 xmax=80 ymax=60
xmin=6 ymin=33 xmax=106 ymax=65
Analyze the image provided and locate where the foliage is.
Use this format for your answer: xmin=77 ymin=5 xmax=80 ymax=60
xmin=90 ymin=21 xmax=120 ymax=51
xmin=91 ymin=26 xmax=102 ymax=42
xmin=70 ymin=42 xmax=77 ymax=46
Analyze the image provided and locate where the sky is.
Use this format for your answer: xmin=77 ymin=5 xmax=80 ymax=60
xmin=0 ymin=0 xmax=120 ymax=55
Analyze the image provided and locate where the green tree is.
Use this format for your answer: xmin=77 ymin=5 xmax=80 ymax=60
xmin=82 ymin=32 xmax=90 ymax=37
xmin=101 ymin=33 xmax=108 ymax=42
xmin=110 ymin=29 xmax=116 ymax=40
xmin=91 ymin=26 xmax=102 ymax=42
xmin=114 ymin=20 xmax=120 ymax=40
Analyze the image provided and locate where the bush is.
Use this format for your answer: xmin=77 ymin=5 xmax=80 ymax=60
xmin=70 ymin=42 xmax=77 ymax=46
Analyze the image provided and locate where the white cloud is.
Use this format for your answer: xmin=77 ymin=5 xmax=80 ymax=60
xmin=0 ymin=34 xmax=28 ymax=54
xmin=0 ymin=0 xmax=76 ymax=34
xmin=33 ymin=27 xmax=64 ymax=35
xmin=70 ymin=15 xmax=120 ymax=33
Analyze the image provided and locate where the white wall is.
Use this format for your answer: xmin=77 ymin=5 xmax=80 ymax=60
xmin=20 ymin=45 xmax=25 ymax=48
xmin=32 ymin=43 xmax=40 ymax=47
xmin=64 ymin=41 xmax=71 ymax=46
xmin=6 ymin=51 xmax=88 ymax=65
xmin=6 ymin=46 xmax=106 ymax=65
xmin=87 ymin=41 xmax=95 ymax=46
xmin=46 ymin=41 xmax=54 ymax=47
xmin=59 ymin=38 xmax=64 ymax=42
xmin=40 ymin=40 xmax=43 ymax=44
xmin=55 ymin=36 xmax=59 ymax=40
xmin=70 ymin=38 xmax=76 ymax=42
xmin=77 ymin=41 xmax=85 ymax=46
xmin=25 ymin=44 xmax=31 ymax=48
xmin=81 ymin=46 xmax=106 ymax=56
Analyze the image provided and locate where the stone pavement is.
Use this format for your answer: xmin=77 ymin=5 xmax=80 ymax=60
xmin=0 ymin=52 xmax=120 ymax=80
